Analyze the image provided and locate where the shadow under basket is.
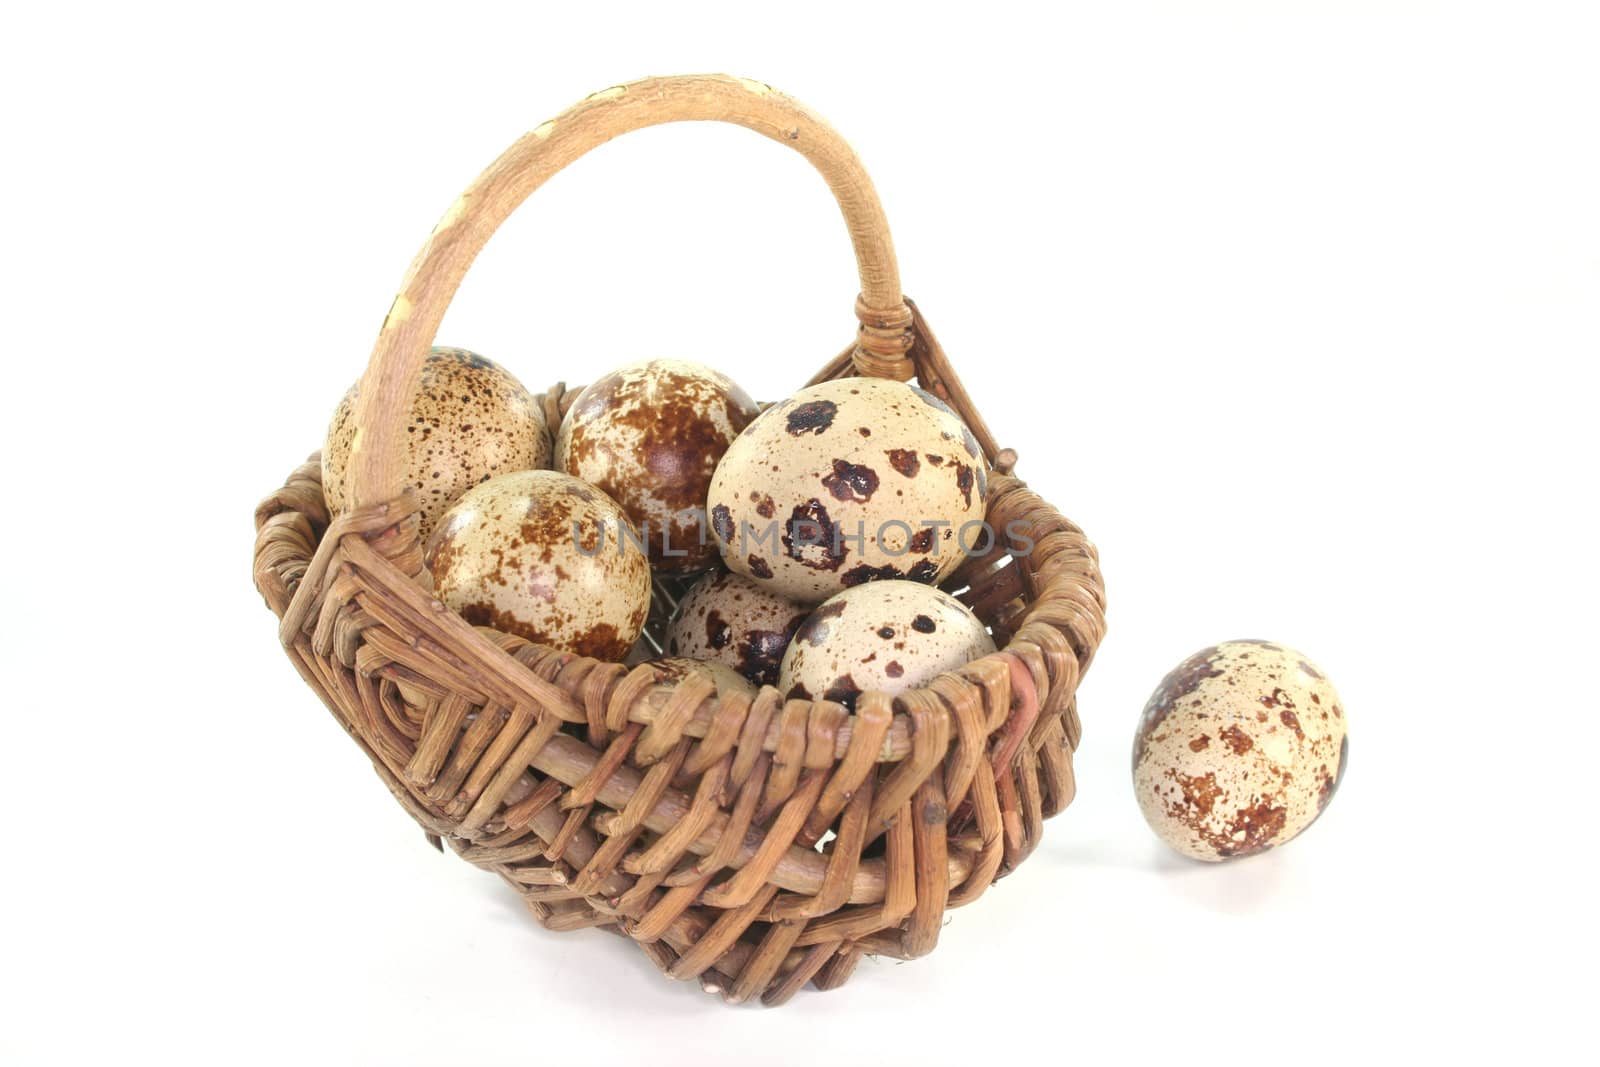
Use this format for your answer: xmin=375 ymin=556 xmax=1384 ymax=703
xmin=251 ymin=74 xmax=1106 ymax=1006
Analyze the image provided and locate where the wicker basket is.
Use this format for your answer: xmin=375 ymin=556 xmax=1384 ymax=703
xmin=252 ymin=74 xmax=1106 ymax=1005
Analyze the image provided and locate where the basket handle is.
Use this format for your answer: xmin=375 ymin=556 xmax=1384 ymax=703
xmin=348 ymin=73 xmax=913 ymax=512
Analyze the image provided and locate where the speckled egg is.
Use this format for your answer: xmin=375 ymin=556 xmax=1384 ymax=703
xmin=424 ymin=470 xmax=651 ymax=660
xmin=666 ymin=570 xmax=810 ymax=687
xmin=778 ymin=580 xmax=995 ymax=708
xmin=707 ymin=377 xmax=987 ymax=603
xmin=1133 ymin=640 xmax=1349 ymax=862
xmin=323 ymin=347 xmax=551 ymax=541
xmin=555 ymin=359 xmax=759 ymax=574
xmin=639 ymin=656 xmax=758 ymax=698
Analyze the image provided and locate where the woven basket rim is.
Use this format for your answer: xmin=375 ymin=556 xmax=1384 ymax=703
xmin=257 ymin=431 xmax=1103 ymax=765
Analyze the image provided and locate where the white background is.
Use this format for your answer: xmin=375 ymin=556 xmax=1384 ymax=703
xmin=3 ymin=2 xmax=1595 ymax=1063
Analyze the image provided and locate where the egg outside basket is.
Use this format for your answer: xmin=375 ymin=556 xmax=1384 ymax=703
xmin=252 ymin=74 xmax=1105 ymax=1005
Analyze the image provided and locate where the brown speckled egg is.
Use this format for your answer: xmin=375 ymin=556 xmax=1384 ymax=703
xmin=1133 ymin=640 xmax=1349 ymax=862
xmin=778 ymin=580 xmax=995 ymax=708
xmin=666 ymin=570 xmax=809 ymax=687
xmin=555 ymin=359 xmax=758 ymax=573
xmin=707 ymin=377 xmax=987 ymax=603
xmin=323 ymin=347 xmax=551 ymax=541
xmin=639 ymin=656 xmax=758 ymax=698
xmin=424 ymin=470 xmax=650 ymax=660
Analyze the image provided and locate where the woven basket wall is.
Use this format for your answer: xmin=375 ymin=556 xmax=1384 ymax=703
xmin=252 ymin=74 xmax=1105 ymax=1006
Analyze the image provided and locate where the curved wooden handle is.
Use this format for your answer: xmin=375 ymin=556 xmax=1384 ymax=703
xmin=349 ymin=73 xmax=911 ymax=512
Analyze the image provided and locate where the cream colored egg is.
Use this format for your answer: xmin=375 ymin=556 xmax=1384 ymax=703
xmin=707 ymin=377 xmax=987 ymax=603
xmin=555 ymin=359 xmax=758 ymax=574
xmin=323 ymin=347 xmax=551 ymax=540
xmin=1133 ymin=640 xmax=1349 ymax=862
xmin=424 ymin=470 xmax=650 ymax=661
xmin=639 ymin=656 xmax=758 ymax=698
xmin=778 ymin=580 xmax=995 ymax=707
xmin=666 ymin=570 xmax=809 ymax=687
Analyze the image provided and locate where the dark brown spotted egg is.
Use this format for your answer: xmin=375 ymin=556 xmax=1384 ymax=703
xmin=706 ymin=377 xmax=987 ymax=603
xmin=323 ymin=346 xmax=551 ymax=541
xmin=1133 ymin=640 xmax=1349 ymax=862
xmin=555 ymin=359 xmax=759 ymax=574
xmin=424 ymin=470 xmax=651 ymax=661
xmin=778 ymin=580 xmax=995 ymax=708
xmin=666 ymin=570 xmax=809 ymax=687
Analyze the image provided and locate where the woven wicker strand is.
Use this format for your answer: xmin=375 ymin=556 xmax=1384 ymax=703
xmin=253 ymin=74 xmax=1105 ymax=1005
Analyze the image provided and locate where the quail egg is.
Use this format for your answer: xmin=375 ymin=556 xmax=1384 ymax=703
xmin=323 ymin=346 xmax=550 ymax=540
xmin=778 ymin=579 xmax=995 ymax=708
xmin=425 ymin=470 xmax=650 ymax=660
xmin=555 ymin=359 xmax=758 ymax=573
xmin=666 ymin=570 xmax=810 ymax=687
xmin=1133 ymin=640 xmax=1349 ymax=862
xmin=706 ymin=377 xmax=986 ymax=603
